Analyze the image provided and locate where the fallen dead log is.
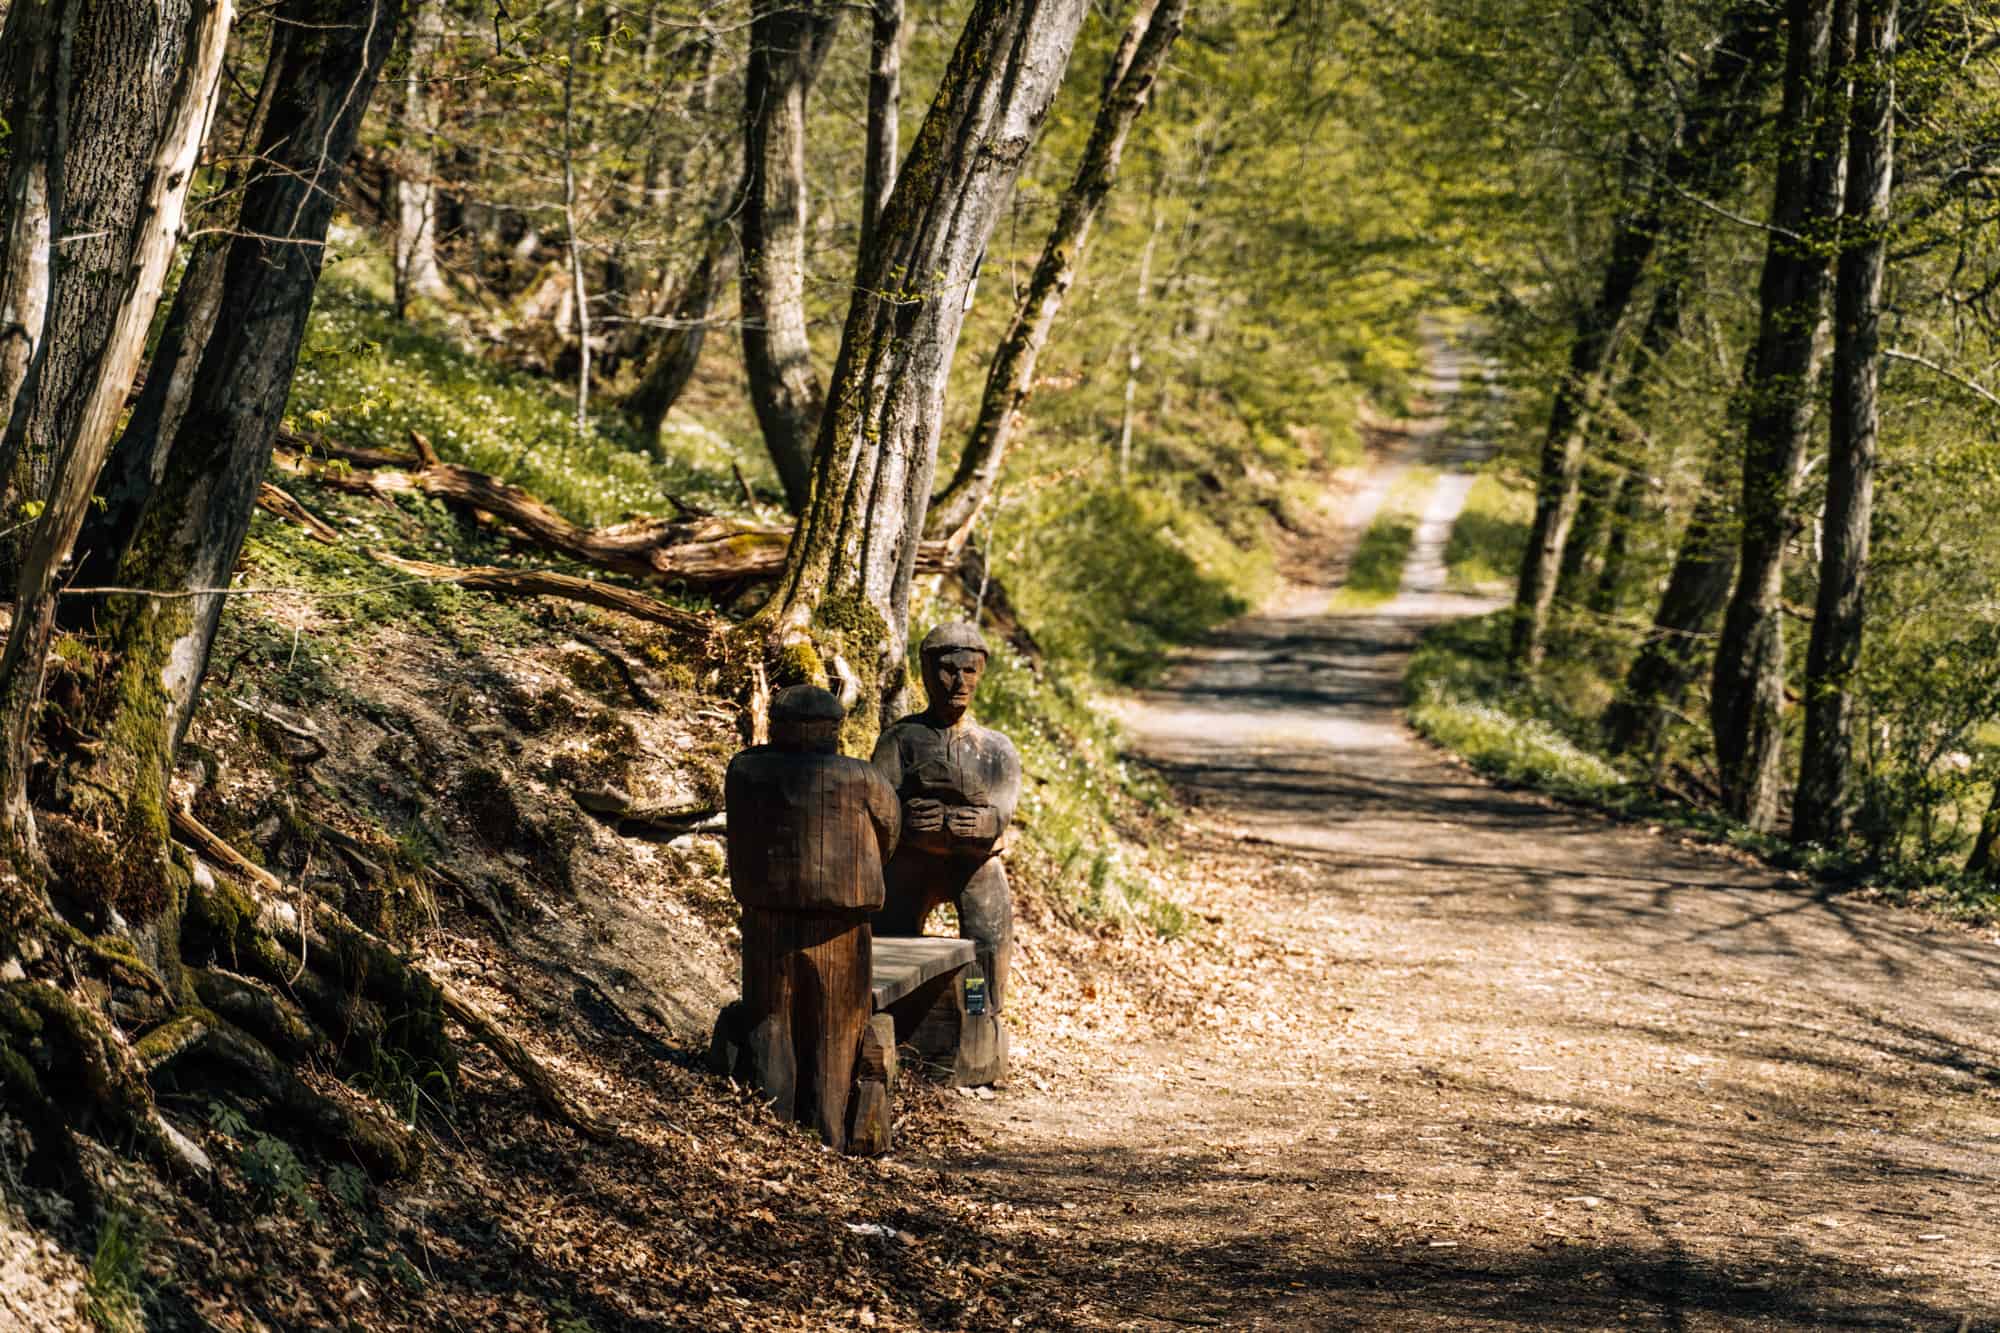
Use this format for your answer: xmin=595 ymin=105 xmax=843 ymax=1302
xmin=272 ymin=429 xmax=956 ymax=587
xmin=170 ymin=805 xmax=615 ymax=1141
xmin=256 ymin=482 xmax=342 ymax=543
xmin=370 ymin=551 xmax=723 ymax=643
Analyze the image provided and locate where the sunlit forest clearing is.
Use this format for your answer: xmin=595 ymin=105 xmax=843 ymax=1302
xmin=2 ymin=0 xmax=1998 ymax=1327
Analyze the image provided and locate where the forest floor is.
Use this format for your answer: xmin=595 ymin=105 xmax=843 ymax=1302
xmin=944 ymin=344 xmax=2000 ymax=1329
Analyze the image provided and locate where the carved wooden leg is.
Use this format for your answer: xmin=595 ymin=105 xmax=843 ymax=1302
xmin=739 ymin=906 xmax=798 ymax=1121
xmin=957 ymin=859 xmax=1014 ymax=1012
xmin=875 ymin=857 xmax=946 ymax=938
xmin=798 ymin=914 xmax=870 ymax=1151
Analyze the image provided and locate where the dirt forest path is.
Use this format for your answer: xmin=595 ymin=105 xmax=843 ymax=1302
xmin=948 ymin=341 xmax=2000 ymax=1329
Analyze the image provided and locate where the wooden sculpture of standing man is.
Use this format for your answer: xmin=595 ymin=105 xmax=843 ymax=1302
xmin=720 ymin=684 xmax=900 ymax=1150
xmin=872 ymin=623 xmax=1021 ymax=1085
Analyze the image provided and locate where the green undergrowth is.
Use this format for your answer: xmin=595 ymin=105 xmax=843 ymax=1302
xmin=290 ymin=272 xmax=771 ymax=524
xmin=1332 ymin=466 xmax=1439 ymax=609
xmin=990 ymin=482 xmax=1274 ymax=686
xmin=1404 ymin=611 xmax=1625 ymax=798
xmin=1405 ymin=612 xmax=2000 ymax=924
xmin=1443 ymin=469 xmax=1532 ymax=592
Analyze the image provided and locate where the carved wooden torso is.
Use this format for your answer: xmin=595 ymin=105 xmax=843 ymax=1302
xmin=870 ymin=716 xmax=1021 ymax=861
xmin=724 ymin=748 xmax=901 ymax=912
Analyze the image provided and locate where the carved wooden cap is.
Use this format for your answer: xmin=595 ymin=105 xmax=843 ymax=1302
xmin=919 ymin=622 xmax=989 ymax=660
xmin=771 ymin=684 xmax=846 ymax=722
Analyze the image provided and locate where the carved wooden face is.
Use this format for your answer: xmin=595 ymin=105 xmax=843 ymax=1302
xmin=922 ymin=648 xmax=986 ymax=719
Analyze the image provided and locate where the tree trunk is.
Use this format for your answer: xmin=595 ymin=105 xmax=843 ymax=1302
xmin=1793 ymin=0 xmax=1895 ymax=846
xmin=562 ymin=0 xmax=591 ymax=437
xmin=1119 ymin=201 xmax=1164 ymax=480
xmin=1601 ymin=439 xmax=1741 ymax=759
xmin=929 ymin=0 xmax=1186 ymax=541
xmin=0 ymin=0 xmax=60 ymax=463
xmin=1509 ymin=180 xmax=1654 ymax=668
xmin=0 ymin=0 xmax=234 ymax=865
xmin=740 ymin=0 xmax=841 ymax=513
xmin=0 ymin=0 xmax=231 ymax=568
xmin=757 ymin=0 xmax=1089 ymax=749
xmin=1512 ymin=1 xmax=1781 ymax=670
xmin=392 ymin=0 xmax=448 ymax=316
xmin=1709 ymin=0 xmax=1856 ymax=832
xmin=623 ymin=228 xmax=738 ymax=444
xmin=860 ymin=0 xmax=904 ymax=263
xmin=49 ymin=0 xmax=401 ymax=905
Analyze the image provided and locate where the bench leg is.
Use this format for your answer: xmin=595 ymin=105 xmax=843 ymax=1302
xmin=846 ymin=1014 xmax=898 ymax=1156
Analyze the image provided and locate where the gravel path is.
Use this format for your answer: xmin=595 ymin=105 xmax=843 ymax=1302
xmin=955 ymin=343 xmax=2000 ymax=1330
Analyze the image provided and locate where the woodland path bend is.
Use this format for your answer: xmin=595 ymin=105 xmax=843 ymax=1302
xmin=950 ymin=355 xmax=2000 ymax=1330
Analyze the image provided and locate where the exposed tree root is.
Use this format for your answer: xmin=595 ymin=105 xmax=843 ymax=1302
xmin=572 ymin=786 xmax=724 ymax=843
xmin=424 ymin=966 xmax=616 ymax=1141
xmin=192 ymin=1018 xmax=419 ymax=1176
xmin=0 ymin=980 xmax=212 ymax=1182
xmin=192 ymin=967 xmax=320 ymax=1063
xmin=171 ymin=805 xmax=614 ymax=1141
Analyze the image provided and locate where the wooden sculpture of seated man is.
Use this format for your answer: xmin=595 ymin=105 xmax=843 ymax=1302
xmin=870 ymin=622 xmax=1021 ymax=1085
xmin=717 ymin=684 xmax=900 ymax=1151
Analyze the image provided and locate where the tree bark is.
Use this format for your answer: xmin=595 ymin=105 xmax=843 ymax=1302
xmin=392 ymin=0 xmax=448 ymax=315
xmin=0 ymin=0 xmax=60 ymax=465
xmin=1709 ymin=0 xmax=1857 ymax=832
xmin=929 ymin=0 xmax=1186 ymax=541
xmin=1512 ymin=0 xmax=1781 ymax=669
xmin=1601 ymin=439 xmax=1741 ymax=759
xmin=623 ymin=229 xmax=738 ymax=444
xmin=1508 ymin=152 xmax=1655 ymax=669
xmin=0 ymin=0 xmax=230 ymax=566
xmin=46 ymin=0 xmax=401 ymax=901
xmin=1793 ymin=0 xmax=1895 ymax=845
xmin=740 ymin=0 xmax=841 ymax=513
xmin=757 ymin=0 xmax=1090 ymax=749
xmin=561 ymin=0 xmax=591 ymax=436
xmin=860 ymin=0 xmax=904 ymax=263
xmin=0 ymin=0 xmax=234 ymax=865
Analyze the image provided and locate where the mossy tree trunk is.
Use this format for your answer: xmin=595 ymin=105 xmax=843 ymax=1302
xmin=928 ymin=0 xmax=1187 ymax=543
xmin=1554 ymin=7 xmax=1782 ymax=608
xmin=740 ymin=0 xmax=841 ymax=513
xmin=1602 ymin=437 xmax=1743 ymax=759
xmin=56 ymin=0 xmax=403 ymax=910
xmin=1709 ymin=0 xmax=1856 ymax=832
xmin=1793 ymin=0 xmax=1896 ymax=845
xmin=758 ymin=0 xmax=1090 ymax=749
xmin=0 ymin=0 xmax=483 ymax=1220
xmin=0 ymin=0 xmax=234 ymax=865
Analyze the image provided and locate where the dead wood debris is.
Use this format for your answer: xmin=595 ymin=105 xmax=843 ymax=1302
xmin=272 ymin=426 xmax=958 ymax=587
xmin=369 ymin=550 xmax=723 ymax=643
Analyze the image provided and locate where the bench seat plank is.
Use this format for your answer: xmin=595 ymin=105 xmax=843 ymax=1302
xmin=871 ymin=936 xmax=974 ymax=1012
